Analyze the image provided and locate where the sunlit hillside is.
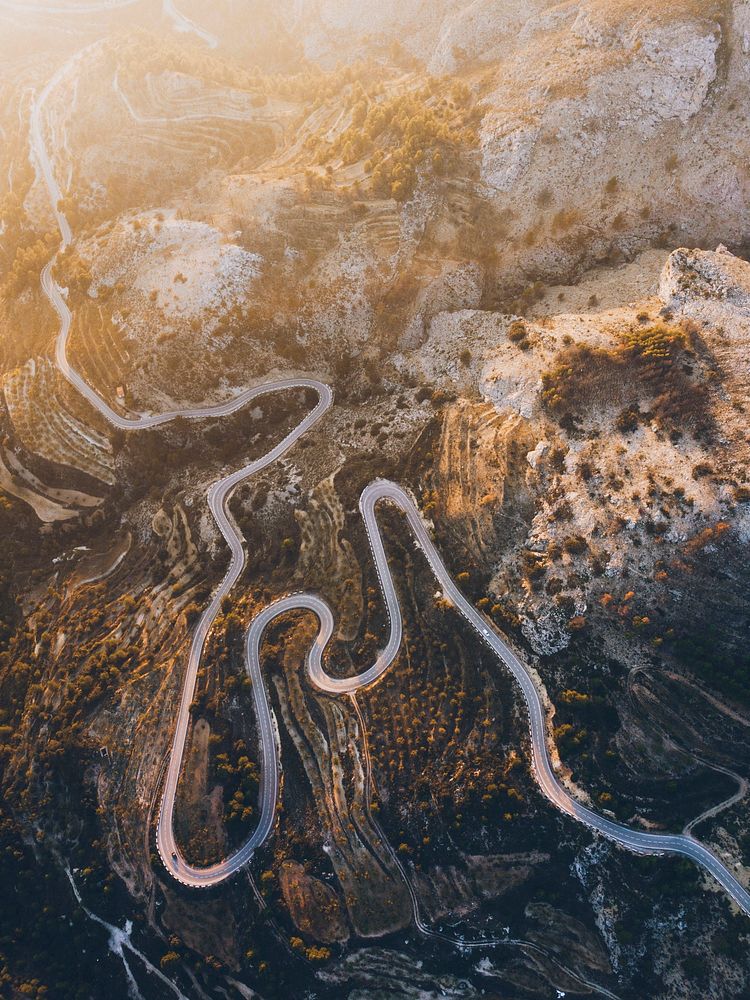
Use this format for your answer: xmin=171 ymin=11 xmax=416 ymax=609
xmin=1 ymin=3 xmax=750 ymax=999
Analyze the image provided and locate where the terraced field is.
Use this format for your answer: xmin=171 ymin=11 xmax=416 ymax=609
xmin=67 ymin=302 xmax=130 ymax=403
xmin=2 ymin=356 xmax=115 ymax=484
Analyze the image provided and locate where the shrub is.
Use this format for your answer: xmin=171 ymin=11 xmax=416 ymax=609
xmin=552 ymin=208 xmax=580 ymax=231
xmin=541 ymin=319 xmax=706 ymax=436
xmin=508 ymin=320 xmax=527 ymax=343
xmin=563 ymin=535 xmax=587 ymax=555
xmin=615 ymin=405 xmax=641 ymax=434
xmin=620 ymin=322 xmax=684 ymax=362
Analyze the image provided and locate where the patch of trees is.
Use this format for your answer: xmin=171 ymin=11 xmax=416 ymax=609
xmin=115 ymin=29 xmax=299 ymax=91
xmin=673 ymin=624 xmax=750 ymax=706
xmin=0 ymin=569 xmax=17 ymax=654
xmin=360 ymin=520 xmax=529 ymax=862
xmin=118 ymin=390 xmax=307 ymax=502
xmin=53 ymin=247 xmax=93 ymax=302
xmin=0 ymin=152 xmax=36 ymax=277
xmin=0 ymin=806 xmax=128 ymax=998
xmin=549 ymin=674 xmax=624 ymax=812
xmin=181 ymin=610 xmax=263 ymax=856
xmin=114 ymin=31 xmax=383 ymax=108
xmin=541 ymin=320 xmax=712 ymax=439
xmin=217 ymin=738 xmax=261 ymax=835
xmin=317 ymin=81 xmax=478 ymax=202
xmin=4 ymin=232 xmax=58 ymax=298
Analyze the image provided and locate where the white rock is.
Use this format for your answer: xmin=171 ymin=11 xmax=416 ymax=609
xmin=527 ymin=440 xmax=549 ymax=470
xmin=636 ymin=24 xmax=719 ymax=124
xmin=521 ymin=608 xmax=571 ymax=656
xmin=479 ymin=117 xmax=540 ymax=192
xmin=427 ymin=0 xmax=532 ymax=75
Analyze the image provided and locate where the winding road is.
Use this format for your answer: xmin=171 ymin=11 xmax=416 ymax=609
xmin=29 ymin=46 xmax=750 ymax=917
xmin=0 ymin=0 xmax=137 ymax=13
xmin=1 ymin=0 xmax=217 ymax=50
xmin=162 ymin=0 xmax=218 ymax=48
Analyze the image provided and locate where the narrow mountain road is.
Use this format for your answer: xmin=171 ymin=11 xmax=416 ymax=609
xmin=31 ymin=49 xmax=750 ymax=917
xmin=155 ymin=385 xmax=331 ymax=885
xmin=236 ymin=482 xmax=750 ymax=914
xmin=0 ymin=0 xmax=137 ymax=12
xmin=162 ymin=0 xmax=217 ymax=48
xmin=0 ymin=0 xmax=217 ymax=51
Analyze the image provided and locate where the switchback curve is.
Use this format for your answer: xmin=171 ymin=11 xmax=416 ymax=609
xmin=30 ymin=46 xmax=750 ymax=917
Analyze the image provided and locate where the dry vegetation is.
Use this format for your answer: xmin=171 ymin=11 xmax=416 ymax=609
xmin=541 ymin=319 xmax=712 ymax=439
xmin=1 ymin=2 xmax=750 ymax=998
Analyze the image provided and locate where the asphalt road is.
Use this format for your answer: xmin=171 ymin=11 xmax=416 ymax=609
xmin=162 ymin=0 xmax=217 ymax=47
xmin=154 ymin=386 xmax=331 ymax=886
xmin=1 ymin=0 xmax=215 ymax=49
xmin=186 ymin=480 xmax=750 ymax=913
xmin=30 ymin=42 xmax=333 ymax=887
xmin=32 ymin=52 xmax=750 ymax=913
xmin=354 ymin=484 xmax=750 ymax=915
xmin=0 ymin=0 xmax=136 ymax=13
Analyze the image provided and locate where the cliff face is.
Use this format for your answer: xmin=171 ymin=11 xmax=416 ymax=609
xmin=272 ymin=0 xmax=740 ymax=241
xmin=406 ymin=246 xmax=750 ymax=659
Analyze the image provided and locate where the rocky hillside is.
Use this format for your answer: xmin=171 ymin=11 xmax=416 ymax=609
xmin=1 ymin=2 xmax=750 ymax=999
